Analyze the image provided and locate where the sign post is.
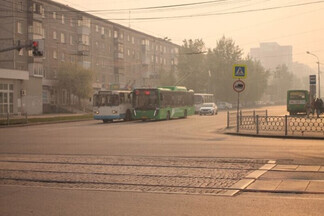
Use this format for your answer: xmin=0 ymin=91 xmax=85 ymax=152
xmin=233 ymin=65 xmax=247 ymax=133
xmin=309 ymin=75 xmax=316 ymax=99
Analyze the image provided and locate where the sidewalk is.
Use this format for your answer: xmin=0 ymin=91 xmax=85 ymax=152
xmin=246 ymin=164 xmax=324 ymax=194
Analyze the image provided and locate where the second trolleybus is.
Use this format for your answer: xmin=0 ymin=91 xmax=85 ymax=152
xmin=132 ymin=86 xmax=195 ymax=121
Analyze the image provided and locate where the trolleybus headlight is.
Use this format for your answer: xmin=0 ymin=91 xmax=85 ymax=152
xmin=94 ymin=110 xmax=99 ymax=114
xmin=112 ymin=110 xmax=117 ymax=114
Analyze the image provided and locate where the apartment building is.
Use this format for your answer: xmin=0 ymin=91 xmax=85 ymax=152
xmin=0 ymin=0 xmax=180 ymax=114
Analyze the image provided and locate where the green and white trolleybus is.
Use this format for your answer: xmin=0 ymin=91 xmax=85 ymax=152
xmin=93 ymin=90 xmax=133 ymax=123
xmin=132 ymin=86 xmax=195 ymax=121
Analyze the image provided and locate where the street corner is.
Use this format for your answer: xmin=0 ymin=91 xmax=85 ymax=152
xmin=246 ymin=163 xmax=324 ymax=194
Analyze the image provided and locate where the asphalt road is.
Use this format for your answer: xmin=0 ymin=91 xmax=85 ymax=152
xmin=0 ymin=105 xmax=323 ymax=216
xmin=0 ymin=105 xmax=323 ymax=164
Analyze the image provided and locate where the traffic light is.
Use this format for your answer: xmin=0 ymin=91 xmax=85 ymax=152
xmin=31 ymin=40 xmax=44 ymax=56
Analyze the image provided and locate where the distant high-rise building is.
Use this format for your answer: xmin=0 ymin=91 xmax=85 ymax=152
xmin=250 ymin=42 xmax=292 ymax=71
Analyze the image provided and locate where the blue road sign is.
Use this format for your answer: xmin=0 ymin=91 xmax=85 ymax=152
xmin=233 ymin=65 xmax=247 ymax=79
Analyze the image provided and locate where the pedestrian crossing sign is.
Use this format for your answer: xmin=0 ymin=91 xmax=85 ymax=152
xmin=233 ymin=64 xmax=247 ymax=79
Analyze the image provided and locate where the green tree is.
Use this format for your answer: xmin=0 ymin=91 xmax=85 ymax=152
xmin=206 ymin=36 xmax=244 ymax=103
xmin=56 ymin=63 xmax=93 ymax=106
xmin=177 ymin=39 xmax=208 ymax=92
xmin=240 ymin=57 xmax=269 ymax=105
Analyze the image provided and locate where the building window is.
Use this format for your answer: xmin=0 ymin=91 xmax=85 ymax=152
xmin=114 ymin=31 xmax=118 ymax=38
xmin=70 ymin=35 xmax=73 ymax=45
xmin=101 ymin=27 xmax=104 ymax=35
xmin=108 ymin=30 xmax=112 ymax=37
xmin=53 ymin=50 xmax=57 ymax=59
xmin=61 ymin=33 xmax=65 ymax=43
xmin=53 ymin=12 xmax=56 ymax=19
xmin=42 ymin=90 xmax=49 ymax=104
xmin=33 ymin=64 xmax=43 ymax=76
xmin=61 ymin=53 xmax=65 ymax=61
xmin=62 ymin=89 xmax=67 ymax=105
xmin=18 ymin=49 xmax=23 ymax=56
xmin=0 ymin=83 xmax=14 ymax=114
xmin=120 ymin=32 xmax=123 ymax=39
xmin=70 ymin=18 xmax=73 ymax=27
xmin=33 ymin=21 xmax=43 ymax=35
xmin=40 ymin=5 xmax=45 ymax=17
xmin=61 ymin=14 xmax=65 ymax=24
xmin=17 ymin=21 xmax=22 ymax=34
xmin=17 ymin=2 xmax=23 ymax=11
xmin=80 ymin=35 xmax=89 ymax=45
xmin=131 ymin=36 xmax=134 ymax=44
xmin=53 ymin=31 xmax=57 ymax=39
xmin=96 ymin=25 xmax=99 ymax=32
xmin=78 ymin=16 xmax=90 ymax=28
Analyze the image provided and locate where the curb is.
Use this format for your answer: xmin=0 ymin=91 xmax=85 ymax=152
xmin=0 ymin=117 xmax=94 ymax=128
xmin=224 ymin=131 xmax=324 ymax=140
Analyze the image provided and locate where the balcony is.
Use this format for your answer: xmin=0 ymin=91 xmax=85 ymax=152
xmin=141 ymin=55 xmax=150 ymax=65
xmin=32 ymin=13 xmax=43 ymax=21
xmin=77 ymin=26 xmax=90 ymax=35
xmin=114 ymin=52 xmax=124 ymax=59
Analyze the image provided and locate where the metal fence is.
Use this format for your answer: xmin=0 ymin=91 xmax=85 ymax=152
xmin=227 ymin=110 xmax=268 ymax=128
xmin=227 ymin=111 xmax=324 ymax=137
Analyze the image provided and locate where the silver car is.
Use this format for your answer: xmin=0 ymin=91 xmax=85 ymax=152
xmin=199 ymin=103 xmax=218 ymax=115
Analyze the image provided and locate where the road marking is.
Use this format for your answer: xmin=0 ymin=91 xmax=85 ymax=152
xmin=246 ymin=170 xmax=268 ymax=179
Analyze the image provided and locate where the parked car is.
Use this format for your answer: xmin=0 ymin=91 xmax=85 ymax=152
xmin=199 ymin=103 xmax=218 ymax=115
xmin=217 ymin=101 xmax=232 ymax=110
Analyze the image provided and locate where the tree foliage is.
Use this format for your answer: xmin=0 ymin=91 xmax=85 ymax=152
xmin=177 ymin=39 xmax=208 ymax=92
xmin=177 ymin=36 xmax=269 ymax=105
xmin=56 ymin=63 xmax=93 ymax=105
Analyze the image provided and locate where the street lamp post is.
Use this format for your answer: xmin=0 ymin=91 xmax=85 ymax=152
xmin=306 ymin=51 xmax=321 ymax=98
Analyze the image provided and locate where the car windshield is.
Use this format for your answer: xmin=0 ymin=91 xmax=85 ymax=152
xmin=202 ymin=104 xmax=214 ymax=107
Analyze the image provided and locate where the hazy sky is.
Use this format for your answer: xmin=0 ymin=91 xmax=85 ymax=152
xmin=56 ymin=0 xmax=324 ymax=70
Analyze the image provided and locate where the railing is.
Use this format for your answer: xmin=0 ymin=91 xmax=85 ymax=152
xmin=227 ymin=111 xmax=324 ymax=137
xmin=227 ymin=110 xmax=268 ymax=128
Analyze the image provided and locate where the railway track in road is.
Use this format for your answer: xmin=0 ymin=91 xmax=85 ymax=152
xmin=0 ymin=154 xmax=323 ymax=196
xmin=0 ymin=154 xmax=266 ymax=196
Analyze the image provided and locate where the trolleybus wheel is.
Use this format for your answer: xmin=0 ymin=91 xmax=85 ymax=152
xmin=166 ymin=111 xmax=170 ymax=120
xmin=184 ymin=110 xmax=187 ymax=118
xmin=125 ymin=110 xmax=132 ymax=121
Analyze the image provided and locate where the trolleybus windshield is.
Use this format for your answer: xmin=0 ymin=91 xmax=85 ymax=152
xmin=133 ymin=89 xmax=158 ymax=109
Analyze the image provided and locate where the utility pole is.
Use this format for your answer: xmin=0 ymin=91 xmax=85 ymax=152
xmin=307 ymin=51 xmax=321 ymax=98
